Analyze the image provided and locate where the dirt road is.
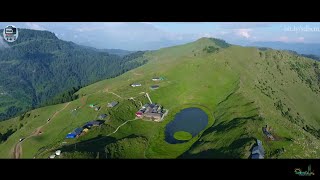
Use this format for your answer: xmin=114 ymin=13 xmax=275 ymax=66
xmin=11 ymin=102 xmax=70 ymax=159
xmin=108 ymin=92 xmax=123 ymax=99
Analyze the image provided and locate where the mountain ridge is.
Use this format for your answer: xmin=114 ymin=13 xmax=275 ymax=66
xmin=247 ymin=41 xmax=320 ymax=57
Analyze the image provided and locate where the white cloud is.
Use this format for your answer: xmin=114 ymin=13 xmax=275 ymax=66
xmin=201 ymin=33 xmax=213 ymax=38
xmin=234 ymin=29 xmax=252 ymax=38
xmin=218 ymin=22 xmax=277 ymax=29
xmin=279 ymin=36 xmax=289 ymax=42
xmin=25 ymin=23 xmax=46 ymax=30
xmin=297 ymin=37 xmax=305 ymax=42
xmin=219 ymin=31 xmax=228 ymax=35
xmin=75 ymin=27 xmax=101 ymax=32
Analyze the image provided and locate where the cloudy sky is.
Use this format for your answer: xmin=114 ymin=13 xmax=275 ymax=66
xmin=1 ymin=22 xmax=320 ymax=50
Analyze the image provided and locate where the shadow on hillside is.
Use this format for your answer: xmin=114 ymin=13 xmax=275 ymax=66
xmin=201 ymin=118 xmax=246 ymax=137
xmin=179 ymin=137 xmax=255 ymax=159
xmin=60 ymin=134 xmax=148 ymax=159
xmin=60 ymin=135 xmax=117 ymax=159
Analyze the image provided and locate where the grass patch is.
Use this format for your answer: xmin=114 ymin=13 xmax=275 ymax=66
xmin=174 ymin=131 xmax=192 ymax=141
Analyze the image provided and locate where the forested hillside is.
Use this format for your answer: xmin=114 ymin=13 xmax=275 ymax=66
xmin=0 ymin=29 xmax=147 ymax=121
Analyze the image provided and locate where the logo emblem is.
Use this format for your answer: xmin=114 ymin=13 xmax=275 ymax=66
xmin=294 ymin=164 xmax=315 ymax=176
xmin=3 ymin=25 xmax=18 ymax=42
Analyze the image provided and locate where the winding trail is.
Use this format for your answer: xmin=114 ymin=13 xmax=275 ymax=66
xmin=79 ymin=96 xmax=88 ymax=109
xmin=11 ymin=102 xmax=70 ymax=159
xmin=108 ymin=92 xmax=123 ymax=99
xmin=74 ymin=119 xmax=138 ymax=146
xmin=107 ymin=119 xmax=137 ymax=136
xmin=133 ymin=72 xmax=142 ymax=76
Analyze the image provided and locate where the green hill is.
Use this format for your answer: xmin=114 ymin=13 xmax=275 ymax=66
xmin=0 ymin=37 xmax=320 ymax=159
xmin=0 ymin=29 xmax=147 ymax=121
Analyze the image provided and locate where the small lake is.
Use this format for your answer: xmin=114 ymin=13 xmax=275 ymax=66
xmin=165 ymin=107 xmax=208 ymax=144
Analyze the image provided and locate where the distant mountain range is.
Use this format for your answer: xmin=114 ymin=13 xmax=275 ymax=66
xmin=103 ymin=49 xmax=133 ymax=57
xmin=247 ymin=41 xmax=320 ymax=58
xmin=78 ymin=45 xmax=133 ymax=57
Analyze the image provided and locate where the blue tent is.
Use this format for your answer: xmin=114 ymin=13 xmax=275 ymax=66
xmin=66 ymin=133 xmax=76 ymax=139
xmin=84 ymin=122 xmax=94 ymax=128
xmin=74 ymin=128 xmax=83 ymax=135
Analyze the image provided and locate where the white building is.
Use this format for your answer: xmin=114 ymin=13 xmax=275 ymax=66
xmin=131 ymin=83 xmax=142 ymax=87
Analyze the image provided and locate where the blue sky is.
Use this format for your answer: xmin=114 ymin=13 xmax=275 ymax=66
xmin=151 ymin=22 xmax=320 ymax=43
xmin=1 ymin=22 xmax=320 ymax=50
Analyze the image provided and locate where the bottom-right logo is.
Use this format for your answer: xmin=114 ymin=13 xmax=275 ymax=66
xmin=294 ymin=164 xmax=315 ymax=176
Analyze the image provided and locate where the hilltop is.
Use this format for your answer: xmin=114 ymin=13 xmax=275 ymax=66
xmin=0 ymin=37 xmax=320 ymax=159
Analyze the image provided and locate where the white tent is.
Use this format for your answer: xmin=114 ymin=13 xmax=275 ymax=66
xmin=49 ymin=154 xmax=56 ymax=159
xmin=55 ymin=150 xmax=61 ymax=156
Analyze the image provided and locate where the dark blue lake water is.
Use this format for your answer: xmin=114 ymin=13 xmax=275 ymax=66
xmin=165 ymin=107 xmax=208 ymax=144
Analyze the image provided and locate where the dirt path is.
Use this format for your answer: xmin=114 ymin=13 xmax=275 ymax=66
xmin=160 ymin=109 xmax=169 ymax=122
xmin=107 ymin=119 xmax=137 ymax=136
xmin=50 ymin=102 xmax=70 ymax=120
xmin=12 ymin=142 xmax=22 ymax=159
xmin=133 ymin=72 xmax=142 ymax=76
xmin=108 ymin=92 xmax=123 ymax=99
xmin=104 ymin=87 xmax=124 ymax=99
xmin=11 ymin=102 xmax=70 ymax=159
xmin=70 ymin=119 xmax=138 ymax=146
xmin=79 ymin=96 xmax=87 ymax=109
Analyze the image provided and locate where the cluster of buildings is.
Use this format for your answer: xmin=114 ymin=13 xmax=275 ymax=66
xmin=65 ymin=101 xmax=113 ymax=139
xmin=65 ymin=76 xmax=166 ymax=139
xmin=135 ymin=103 xmax=164 ymax=122
xmin=130 ymin=77 xmax=164 ymax=90
xmin=89 ymin=101 xmax=118 ymax=110
xmin=66 ymin=120 xmax=104 ymax=139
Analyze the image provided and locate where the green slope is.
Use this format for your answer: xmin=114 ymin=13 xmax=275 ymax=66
xmin=1 ymin=37 xmax=320 ymax=159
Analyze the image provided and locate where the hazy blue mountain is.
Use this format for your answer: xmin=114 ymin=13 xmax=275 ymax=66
xmin=77 ymin=45 xmax=133 ymax=57
xmin=102 ymin=49 xmax=133 ymax=57
xmin=248 ymin=41 xmax=320 ymax=57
